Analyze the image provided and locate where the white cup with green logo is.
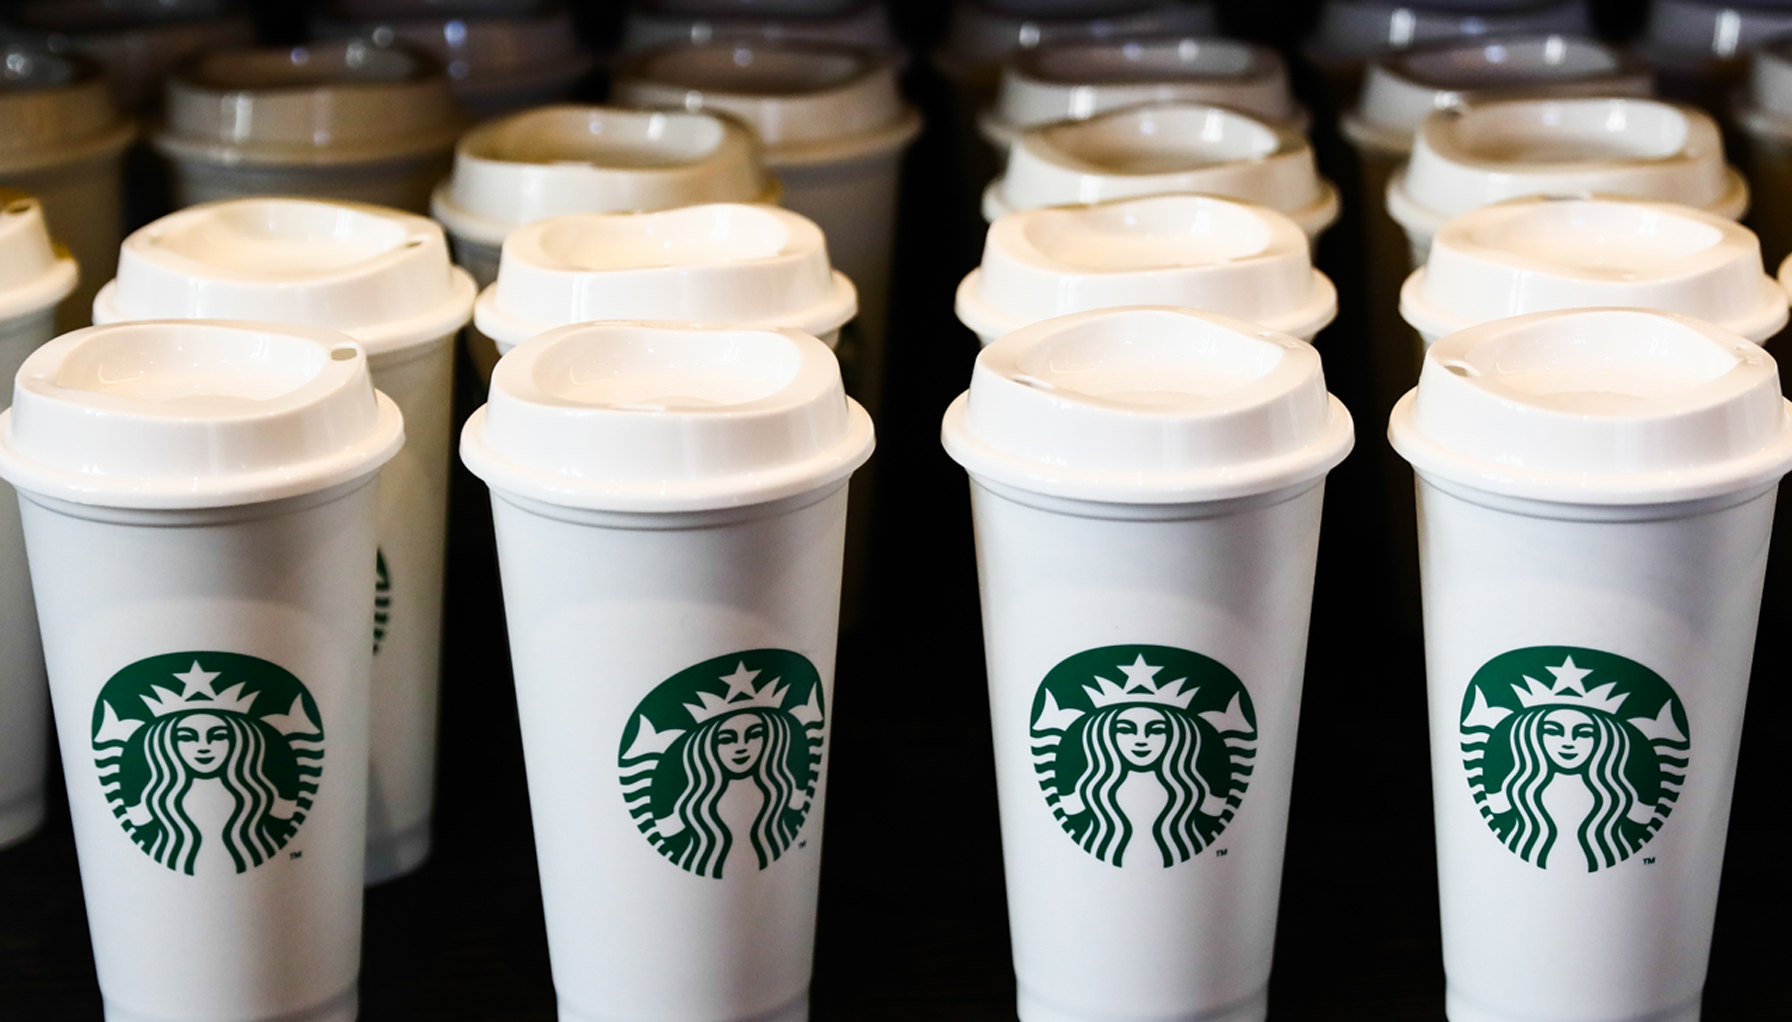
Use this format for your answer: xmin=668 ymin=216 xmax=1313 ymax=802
xmin=90 ymin=197 xmax=476 ymax=885
xmin=941 ymin=306 xmax=1354 ymax=1022
xmin=460 ymin=321 xmax=873 ymax=1022
xmin=1389 ymin=308 xmax=1792 ymax=1022
xmin=0 ymin=190 xmax=78 ymax=850
xmin=0 ymin=320 xmax=404 ymax=1022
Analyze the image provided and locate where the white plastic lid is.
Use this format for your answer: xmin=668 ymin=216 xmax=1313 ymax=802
xmin=0 ymin=320 xmax=405 ymax=509
xmin=430 ymin=105 xmax=780 ymax=249
xmin=1387 ymin=97 xmax=1748 ymax=246
xmin=1391 ymin=308 xmax=1792 ymax=504
xmin=154 ymin=38 xmax=465 ymax=168
xmin=0 ymin=190 xmax=79 ymax=323
xmin=92 ymin=198 xmax=476 ymax=357
xmin=957 ymin=194 xmax=1336 ymax=345
xmin=979 ymin=36 xmax=1306 ymax=149
xmin=1303 ymin=0 xmax=1593 ymax=71
xmin=934 ymin=1 xmax=1218 ymax=83
xmin=941 ymin=305 xmax=1355 ymax=504
xmin=4 ymin=1 xmax=257 ymax=113
xmin=613 ymin=41 xmax=922 ymax=166
xmin=623 ymin=3 xmax=901 ymax=55
xmin=1739 ymin=35 xmax=1792 ymax=140
xmin=1644 ymin=0 xmax=1792 ymax=69
xmin=477 ymin=203 xmax=856 ymax=354
xmin=984 ymin=101 xmax=1341 ymax=238
xmin=0 ymin=45 xmax=136 ymax=175
xmin=460 ymin=321 xmax=874 ymax=511
xmin=1344 ymin=35 xmax=1651 ymax=155
xmin=1403 ymin=196 xmax=1787 ymax=345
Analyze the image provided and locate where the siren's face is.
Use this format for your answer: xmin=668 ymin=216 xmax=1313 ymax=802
xmin=174 ymin=713 xmax=231 ymax=777
xmin=716 ymin=713 xmax=768 ymax=778
xmin=1541 ymin=708 xmax=1598 ymax=771
xmin=1114 ymin=706 xmax=1169 ymax=769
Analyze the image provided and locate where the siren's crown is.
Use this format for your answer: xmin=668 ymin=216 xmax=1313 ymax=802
xmin=1512 ymin=657 xmax=1629 ymax=715
xmin=1084 ymin=655 xmax=1199 ymax=711
xmin=685 ymin=662 xmax=789 ymax=723
xmin=140 ymin=661 xmax=259 ymax=718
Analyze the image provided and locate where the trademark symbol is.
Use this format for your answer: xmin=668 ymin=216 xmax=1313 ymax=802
xmin=290 ymin=851 xmax=302 ymax=860
xmin=1214 ymin=848 xmax=1228 ymax=858
xmin=1643 ymin=857 xmax=1655 ymax=865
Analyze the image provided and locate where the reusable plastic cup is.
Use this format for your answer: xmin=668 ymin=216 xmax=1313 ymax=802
xmin=153 ymin=38 xmax=466 ymax=215
xmin=0 ymin=0 xmax=256 ymax=114
xmin=460 ymin=321 xmax=873 ymax=1022
xmin=0 ymin=45 xmax=134 ymax=333
xmin=1641 ymin=0 xmax=1792 ymax=113
xmin=977 ymin=35 xmax=1308 ymax=154
xmin=0 ymin=319 xmax=403 ymax=1022
xmin=623 ymin=0 xmax=902 ymax=55
xmin=1389 ymin=307 xmax=1792 ymax=1022
xmin=312 ymin=2 xmax=596 ymax=117
xmin=0 ymin=191 xmax=77 ymax=850
xmin=984 ymin=101 xmax=1341 ymax=241
xmin=91 ymin=197 xmax=476 ymax=885
xmin=431 ymin=105 xmax=780 ymax=383
xmin=957 ymin=193 xmax=1337 ymax=346
xmin=1388 ymin=96 xmax=1749 ymax=270
xmin=1737 ymin=36 xmax=1792 ymax=269
xmin=942 ymin=305 xmax=1354 ymax=1022
xmin=614 ymin=40 xmax=920 ymax=419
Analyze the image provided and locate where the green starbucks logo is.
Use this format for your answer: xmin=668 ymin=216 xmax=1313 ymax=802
xmin=92 ymin=652 xmax=324 ymax=876
xmin=619 ymin=650 xmax=824 ymax=879
xmin=1032 ymin=645 xmax=1257 ymax=867
xmin=1462 ymin=646 xmax=1688 ymax=872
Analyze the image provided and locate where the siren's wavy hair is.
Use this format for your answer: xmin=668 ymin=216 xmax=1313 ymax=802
xmin=668 ymin=710 xmax=802 ymax=879
xmin=1074 ymin=704 xmax=1211 ymax=867
xmin=139 ymin=711 xmax=284 ymax=875
xmin=1499 ymin=706 xmax=1645 ymax=871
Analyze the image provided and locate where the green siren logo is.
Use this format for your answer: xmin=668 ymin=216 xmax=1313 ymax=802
xmin=619 ymin=650 xmax=824 ymax=879
xmin=91 ymin=652 xmax=324 ymax=876
xmin=1032 ymin=645 xmax=1257 ymax=867
xmin=1462 ymin=647 xmax=1689 ymax=872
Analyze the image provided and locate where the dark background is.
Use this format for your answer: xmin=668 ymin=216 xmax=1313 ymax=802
xmin=1 ymin=1 xmax=1785 ymax=1019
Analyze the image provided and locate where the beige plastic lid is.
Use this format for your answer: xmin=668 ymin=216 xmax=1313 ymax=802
xmin=430 ymin=105 xmax=781 ymax=249
xmin=1343 ymin=34 xmax=1652 ymax=156
xmin=933 ymin=1 xmax=1218 ymax=85
xmin=623 ymin=2 xmax=901 ymax=55
xmin=984 ymin=100 xmax=1341 ymax=238
xmin=1739 ymin=35 xmax=1792 ymax=142
xmin=958 ymin=193 xmax=1336 ymax=345
xmin=1387 ymin=97 xmax=1748 ymax=249
xmin=613 ymin=41 xmax=922 ymax=167
xmin=1302 ymin=0 xmax=1592 ymax=73
xmin=0 ymin=45 xmax=136 ymax=175
xmin=942 ymin=305 xmax=1354 ymax=504
xmin=1643 ymin=0 xmax=1792 ymax=74
xmin=476 ymin=203 xmax=857 ymax=354
xmin=0 ymin=190 xmax=79 ymax=323
xmin=1390 ymin=308 xmax=1792 ymax=505
xmin=980 ymin=36 xmax=1305 ymax=150
xmin=4 ymin=0 xmax=257 ymax=113
xmin=1402 ymin=196 xmax=1788 ymax=346
xmin=153 ymin=38 xmax=466 ymax=169
xmin=92 ymin=198 xmax=476 ymax=357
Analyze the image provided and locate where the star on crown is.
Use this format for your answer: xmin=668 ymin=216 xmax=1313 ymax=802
xmin=1083 ymin=655 xmax=1199 ymax=711
xmin=139 ymin=661 xmax=259 ymax=718
xmin=1511 ymin=656 xmax=1630 ymax=715
xmin=684 ymin=662 xmax=790 ymax=723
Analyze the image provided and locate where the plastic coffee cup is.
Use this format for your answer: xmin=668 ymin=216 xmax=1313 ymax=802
xmin=90 ymin=197 xmax=476 ymax=885
xmin=1301 ymin=0 xmax=1594 ymax=99
xmin=0 ymin=320 xmax=403 ymax=1022
xmin=942 ymin=306 xmax=1353 ymax=1022
xmin=431 ymin=104 xmax=780 ymax=383
xmin=1389 ymin=307 xmax=1792 ymax=1022
xmin=1387 ymin=96 xmax=1748 ymax=270
xmin=460 ymin=321 xmax=872 ymax=1022
xmin=1738 ymin=36 xmax=1792 ymax=270
xmin=623 ymin=1 xmax=902 ymax=55
xmin=977 ymin=35 xmax=1308 ymax=154
xmin=957 ymin=193 xmax=1336 ymax=346
xmin=984 ymin=101 xmax=1341 ymax=240
xmin=311 ymin=4 xmax=597 ymax=118
xmin=1642 ymin=0 xmax=1792 ymax=115
xmin=0 ymin=45 xmax=135 ymax=333
xmin=153 ymin=38 xmax=466 ymax=216
xmin=0 ymin=191 xmax=77 ymax=850
xmin=0 ymin=0 xmax=257 ymax=114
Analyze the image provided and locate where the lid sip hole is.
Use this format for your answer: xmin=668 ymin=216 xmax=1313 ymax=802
xmin=4 ymin=200 xmax=32 ymax=215
xmin=331 ymin=347 xmax=358 ymax=361
xmin=1443 ymin=360 xmax=1478 ymax=377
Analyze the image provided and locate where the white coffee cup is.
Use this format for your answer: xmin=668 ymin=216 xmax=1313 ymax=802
xmin=0 ymin=320 xmax=404 ymax=1022
xmin=1390 ymin=308 xmax=1792 ymax=1022
xmin=0 ymin=0 xmax=256 ymax=114
xmin=983 ymin=101 xmax=1341 ymax=240
xmin=460 ymin=321 xmax=872 ymax=1022
xmin=957 ymin=193 xmax=1336 ymax=346
xmin=1737 ymin=35 xmax=1792 ymax=269
xmin=1642 ymin=0 xmax=1792 ymax=105
xmin=942 ymin=306 xmax=1353 ymax=1022
xmin=0 ymin=191 xmax=77 ymax=850
xmin=154 ymin=38 xmax=466 ymax=216
xmin=1403 ymin=196 xmax=1789 ymax=349
xmin=0 ymin=45 xmax=135 ymax=333
xmin=90 ymin=197 xmax=476 ymax=885
xmin=1387 ymin=96 xmax=1748 ymax=268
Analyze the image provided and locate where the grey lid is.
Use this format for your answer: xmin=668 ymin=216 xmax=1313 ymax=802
xmin=0 ymin=44 xmax=135 ymax=173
